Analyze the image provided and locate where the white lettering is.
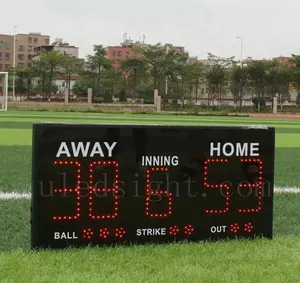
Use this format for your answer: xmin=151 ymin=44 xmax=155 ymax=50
xmin=210 ymin=226 xmax=227 ymax=233
xmin=90 ymin=142 xmax=104 ymax=157
xmin=250 ymin=143 xmax=260 ymax=156
xmin=71 ymin=142 xmax=90 ymax=157
xmin=236 ymin=143 xmax=248 ymax=156
xmin=56 ymin=142 xmax=71 ymax=157
xmin=136 ymin=228 xmax=167 ymax=236
xmin=210 ymin=142 xmax=260 ymax=157
xmin=104 ymin=142 xmax=117 ymax=157
xmin=141 ymin=156 xmax=179 ymax=166
xmin=210 ymin=142 xmax=221 ymax=156
xmin=56 ymin=142 xmax=117 ymax=158
xmin=223 ymin=143 xmax=234 ymax=156
xmin=54 ymin=232 xmax=78 ymax=240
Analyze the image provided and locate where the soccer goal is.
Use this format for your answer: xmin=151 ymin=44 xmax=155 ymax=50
xmin=0 ymin=72 xmax=8 ymax=111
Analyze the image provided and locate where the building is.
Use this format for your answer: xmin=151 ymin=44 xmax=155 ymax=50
xmin=105 ymin=35 xmax=185 ymax=68
xmin=0 ymin=34 xmax=14 ymax=71
xmin=105 ymin=36 xmax=147 ymax=68
xmin=34 ymin=42 xmax=79 ymax=58
xmin=0 ymin=32 xmax=50 ymax=70
xmin=165 ymin=43 xmax=185 ymax=53
xmin=15 ymin=33 xmax=50 ymax=68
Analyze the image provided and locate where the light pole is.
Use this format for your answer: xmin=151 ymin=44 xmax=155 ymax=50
xmin=12 ymin=25 xmax=17 ymax=98
xmin=236 ymin=36 xmax=244 ymax=110
xmin=236 ymin=36 xmax=243 ymax=68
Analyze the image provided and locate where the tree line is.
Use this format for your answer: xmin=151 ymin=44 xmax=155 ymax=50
xmin=10 ymin=43 xmax=300 ymax=108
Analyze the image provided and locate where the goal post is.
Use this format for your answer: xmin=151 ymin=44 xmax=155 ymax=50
xmin=0 ymin=72 xmax=8 ymax=111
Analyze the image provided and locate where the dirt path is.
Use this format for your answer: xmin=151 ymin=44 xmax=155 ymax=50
xmin=250 ymin=113 xmax=300 ymax=120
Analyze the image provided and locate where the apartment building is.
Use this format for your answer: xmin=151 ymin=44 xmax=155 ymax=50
xmin=16 ymin=33 xmax=50 ymax=67
xmin=105 ymin=37 xmax=185 ymax=69
xmin=0 ymin=32 xmax=50 ymax=70
xmin=0 ymin=34 xmax=14 ymax=71
xmin=105 ymin=37 xmax=148 ymax=68
xmin=34 ymin=42 xmax=79 ymax=58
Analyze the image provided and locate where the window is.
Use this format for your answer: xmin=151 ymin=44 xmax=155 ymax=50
xmin=18 ymin=54 xmax=24 ymax=60
xmin=28 ymin=46 xmax=32 ymax=51
xmin=28 ymin=54 xmax=33 ymax=60
xmin=0 ymin=64 xmax=2 ymax=70
xmin=5 ymin=42 xmax=10 ymax=49
xmin=45 ymin=38 xmax=49 ymax=44
xmin=5 ymin=53 xmax=10 ymax=60
xmin=33 ymin=38 xmax=38 ymax=43
xmin=28 ymin=37 xmax=32 ymax=43
xmin=112 ymin=51 xmax=116 ymax=56
xmin=118 ymin=51 xmax=122 ymax=56
xmin=0 ymin=41 xmax=3 ymax=48
xmin=0 ymin=52 xmax=2 ymax=60
xmin=18 ymin=45 xmax=25 ymax=51
xmin=5 ymin=64 xmax=10 ymax=70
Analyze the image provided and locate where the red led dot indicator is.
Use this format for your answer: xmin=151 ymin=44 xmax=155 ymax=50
xmin=230 ymin=223 xmax=240 ymax=233
xmin=184 ymin=225 xmax=194 ymax=235
xmin=83 ymin=228 xmax=94 ymax=239
xmin=169 ymin=225 xmax=180 ymax=236
xmin=99 ymin=228 xmax=110 ymax=239
xmin=115 ymin=227 xmax=126 ymax=238
xmin=244 ymin=223 xmax=254 ymax=232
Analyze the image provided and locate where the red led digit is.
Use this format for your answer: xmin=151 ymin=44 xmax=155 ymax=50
xmin=145 ymin=167 xmax=172 ymax=218
xmin=89 ymin=161 xmax=119 ymax=219
xmin=238 ymin=158 xmax=263 ymax=213
xmin=204 ymin=159 xmax=230 ymax=214
xmin=53 ymin=161 xmax=81 ymax=220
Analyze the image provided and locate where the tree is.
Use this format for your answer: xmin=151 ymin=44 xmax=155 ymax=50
xmin=38 ymin=51 xmax=65 ymax=97
xmin=230 ymin=64 xmax=249 ymax=109
xmin=185 ymin=61 xmax=206 ymax=102
xmin=205 ymin=53 xmax=232 ymax=106
xmin=166 ymin=51 xmax=190 ymax=104
xmin=139 ymin=43 xmax=168 ymax=92
xmin=101 ymin=68 xmax=123 ymax=99
xmin=72 ymin=75 xmax=94 ymax=96
xmin=290 ymin=55 xmax=300 ymax=107
xmin=246 ymin=60 xmax=276 ymax=111
xmin=86 ymin=45 xmax=111 ymax=87
xmin=61 ymin=56 xmax=84 ymax=97
xmin=120 ymin=57 xmax=147 ymax=99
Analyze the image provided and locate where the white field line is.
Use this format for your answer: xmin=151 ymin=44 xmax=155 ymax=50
xmin=0 ymin=187 xmax=300 ymax=199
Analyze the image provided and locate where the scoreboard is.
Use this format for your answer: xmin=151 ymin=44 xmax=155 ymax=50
xmin=31 ymin=123 xmax=275 ymax=249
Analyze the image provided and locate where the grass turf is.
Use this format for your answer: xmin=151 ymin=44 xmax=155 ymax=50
xmin=0 ymin=111 xmax=300 ymax=282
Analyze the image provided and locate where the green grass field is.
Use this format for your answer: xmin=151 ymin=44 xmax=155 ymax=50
xmin=0 ymin=111 xmax=300 ymax=283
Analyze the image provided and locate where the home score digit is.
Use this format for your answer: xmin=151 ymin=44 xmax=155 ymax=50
xmin=31 ymin=124 xmax=275 ymax=249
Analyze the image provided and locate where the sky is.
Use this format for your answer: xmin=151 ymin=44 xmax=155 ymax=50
xmin=1 ymin=0 xmax=299 ymax=60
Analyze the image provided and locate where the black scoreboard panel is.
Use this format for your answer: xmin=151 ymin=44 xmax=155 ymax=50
xmin=31 ymin=123 xmax=275 ymax=249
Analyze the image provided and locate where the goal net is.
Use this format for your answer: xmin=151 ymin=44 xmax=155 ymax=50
xmin=0 ymin=72 xmax=8 ymax=111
